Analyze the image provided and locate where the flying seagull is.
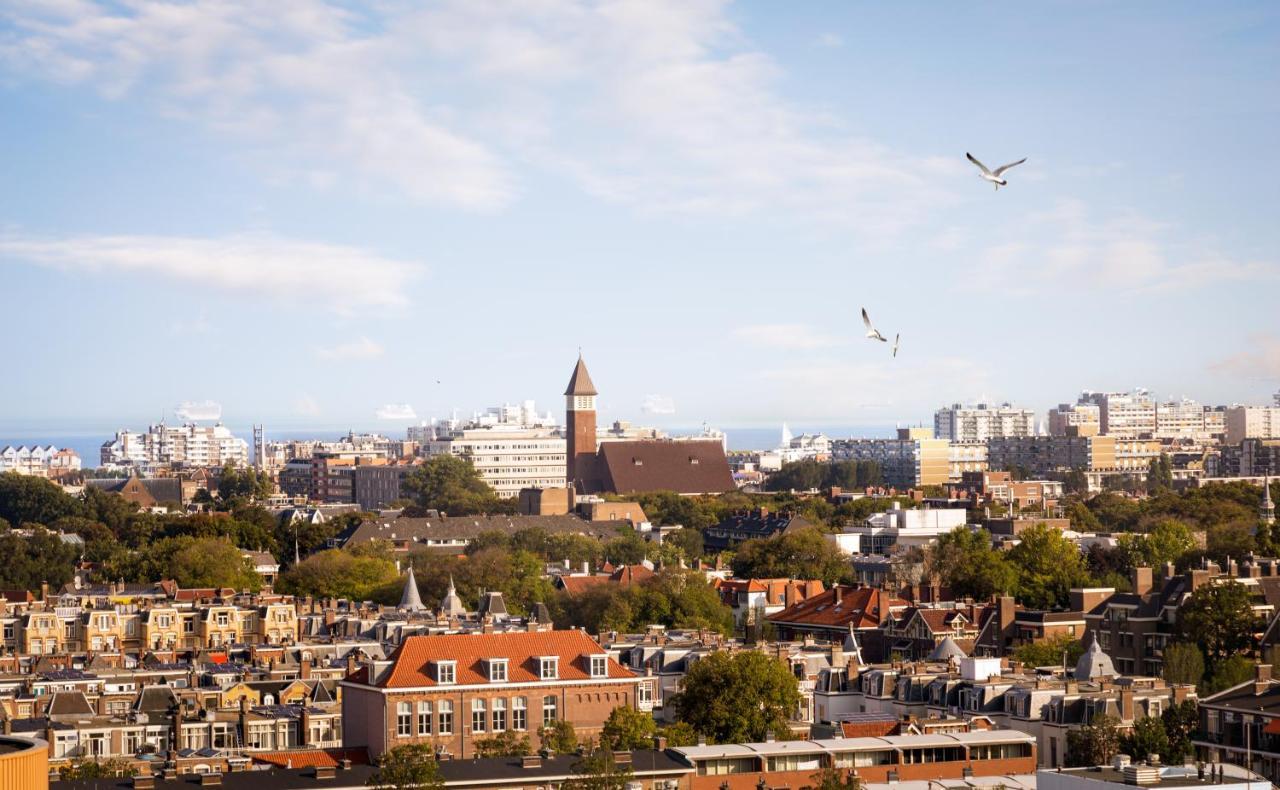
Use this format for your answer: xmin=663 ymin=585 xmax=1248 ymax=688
xmin=892 ymin=333 xmax=900 ymax=358
xmin=966 ymin=152 xmax=1027 ymax=190
xmin=862 ymin=308 xmax=887 ymax=342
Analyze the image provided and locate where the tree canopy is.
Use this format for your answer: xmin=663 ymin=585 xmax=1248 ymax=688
xmin=279 ymin=548 xmax=400 ymax=601
xmin=672 ymin=650 xmax=801 ymax=744
xmin=402 ymin=455 xmax=513 ymax=515
xmin=926 ymin=528 xmax=1017 ymax=601
xmin=367 ymin=744 xmax=444 ymax=790
xmin=730 ymin=527 xmax=850 ymax=584
xmin=1177 ymin=581 xmax=1258 ymax=666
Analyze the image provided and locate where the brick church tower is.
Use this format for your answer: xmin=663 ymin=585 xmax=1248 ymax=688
xmin=565 ymin=354 xmax=598 ymax=489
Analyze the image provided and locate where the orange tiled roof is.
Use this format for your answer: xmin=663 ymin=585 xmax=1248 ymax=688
xmin=767 ymin=585 xmax=906 ymax=630
xmin=252 ymin=748 xmax=369 ymax=768
xmin=372 ymin=630 xmax=635 ymax=689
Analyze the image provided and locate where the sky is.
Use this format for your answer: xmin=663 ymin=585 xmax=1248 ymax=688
xmin=1 ymin=0 xmax=1279 ymax=439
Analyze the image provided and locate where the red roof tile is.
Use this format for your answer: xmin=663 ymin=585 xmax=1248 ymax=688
xmin=767 ymin=585 xmax=907 ymax=630
xmin=252 ymin=748 xmax=369 ymax=768
xmin=371 ymin=630 xmax=635 ymax=689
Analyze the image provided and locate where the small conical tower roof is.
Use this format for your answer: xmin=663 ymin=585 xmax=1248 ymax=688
xmin=927 ymin=635 xmax=967 ymax=662
xmin=440 ymin=576 xmax=466 ymax=618
xmin=1073 ymin=631 xmax=1116 ymax=681
xmin=564 ymin=354 xmax=597 ymax=396
xmin=398 ymin=566 xmax=426 ymax=613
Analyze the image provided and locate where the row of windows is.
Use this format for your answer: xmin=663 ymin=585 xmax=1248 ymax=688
xmin=694 ymin=743 xmax=1031 ymax=776
xmin=396 ymin=696 xmax=553 ymax=737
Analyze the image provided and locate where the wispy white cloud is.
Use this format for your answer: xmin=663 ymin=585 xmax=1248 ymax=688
xmin=973 ymin=199 xmax=1278 ymax=293
xmin=733 ymin=323 xmax=842 ymax=350
xmin=375 ymin=403 xmax=418 ymax=420
xmin=0 ymin=232 xmax=420 ymax=309
xmin=1209 ymin=334 xmax=1280 ymax=381
xmin=640 ymin=394 xmax=676 ymax=415
xmin=0 ymin=1 xmax=948 ymax=232
xmin=0 ymin=0 xmax=513 ymax=209
xmin=816 ymin=33 xmax=844 ymax=48
xmin=174 ymin=400 xmax=222 ymax=421
xmin=314 ymin=336 xmax=384 ymax=361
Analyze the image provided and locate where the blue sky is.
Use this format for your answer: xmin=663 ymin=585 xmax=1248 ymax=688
xmin=1 ymin=0 xmax=1278 ymax=437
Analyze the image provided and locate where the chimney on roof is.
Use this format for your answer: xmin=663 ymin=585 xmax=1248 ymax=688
xmin=1119 ymin=688 xmax=1136 ymax=722
xmin=1255 ymin=664 xmax=1273 ymax=695
xmin=1132 ymin=567 xmax=1153 ymax=597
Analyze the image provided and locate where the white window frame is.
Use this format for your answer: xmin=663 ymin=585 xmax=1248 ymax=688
xmin=539 ymin=657 xmax=559 ymax=680
xmin=590 ymin=655 xmax=608 ymax=678
xmin=488 ymin=659 xmax=509 ymax=683
xmin=436 ymin=661 xmax=457 ymax=685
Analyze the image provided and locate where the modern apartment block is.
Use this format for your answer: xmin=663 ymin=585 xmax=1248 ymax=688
xmin=1153 ymin=398 xmax=1225 ymax=442
xmin=100 ymin=422 xmax=250 ymax=470
xmin=1047 ymin=402 xmax=1101 ymax=437
xmin=1225 ymin=405 xmax=1280 ymax=444
xmin=425 ymin=426 xmax=566 ymax=499
xmin=934 ymin=403 xmax=1035 ymax=443
xmin=1080 ymin=390 xmax=1157 ymax=439
xmin=986 ymin=435 xmax=1159 ymax=478
xmin=831 ymin=429 xmax=950 ymax=488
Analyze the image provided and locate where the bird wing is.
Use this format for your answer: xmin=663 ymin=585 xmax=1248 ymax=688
xmin=966 ymin=152 xmax=991 ymax=175
xmin=893 ymin=334 xmax=900 ymax=357
xmin=861 ymin=308 xmax=874 ymax=332
xmin=992 ymin=157 xmax=1027 ymax=177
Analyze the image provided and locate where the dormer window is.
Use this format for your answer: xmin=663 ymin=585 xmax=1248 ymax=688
xmin=488 ymin=659 xmax=509 ymax=683
xmin=436 ymin=661 xmax=457 ymax=684
xmin=539 ymin=657 xmax=559 ymax=680
xmin=590 ymin=655 xmax=608 ymax=678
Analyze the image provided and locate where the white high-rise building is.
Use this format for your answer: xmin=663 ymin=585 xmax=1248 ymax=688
xmin=421 ymin=401 xmax=565 ymax=498
xmin=100 ymin=423 xmax=249 ymax=470
xmin=933 ymin=402 xmax=1035 ymax=442
xmin=1153 ymin=398 xmax=1222 ymax=442
xmin=1225 ymin=405 xmax=1280 ymax=444
xmin=1081 ymin=390 xmax=1156 ymax=438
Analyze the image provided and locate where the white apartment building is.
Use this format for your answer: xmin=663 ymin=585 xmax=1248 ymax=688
xmin=0 ymin=445 xmax=82 ymax=478
xmin=831 ymin=431 xmax=951 ymax=488
xmin=934 ymin=402 xmax=1035 ymax=442
xmin=829 ymin=501 xmax=969 ymax=556
xmin=1082 ymin=390 xmax=1156 ymax=439
xmin=420 ymin=401 xmax=565 ymax=498
xmin=948 ymin=441 xmax=988 ymax=478
xmin=1153 ymin=398 xmax=1224 ymax=442
xmin=1048 ymin=402 xmax=1101 ymax=437
xmin=100 ymin=423 xmax=249 ymax=470
xmin=1225 ymin=405 xmax=1280 ymax=444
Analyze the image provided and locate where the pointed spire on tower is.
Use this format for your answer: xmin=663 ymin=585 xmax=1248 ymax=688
xmin=564 ymin=353 xmax=598 ymax=396
xmin=440 ymin=575 xmax=466 ymax=618
xmin=1263 ymin=473 xmax=1275 ymax=527
xmin=398 ymin=565 xmax=426 ymax=613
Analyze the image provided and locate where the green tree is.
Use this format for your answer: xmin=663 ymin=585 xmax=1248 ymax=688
xmin=165 ymin=537 xmax=262 ymax=591
xmin=541 ymin=719 xmax=578 ymax=754
xmin=216 ymin=463 xmax=274 ymax=505
xmin=1120 ymin=716 xmax=1170 ymax=764
xmin=402 ymin=455 xmax=513 ymax=515
xmin=1177 ymin=581 xmax=1258 ymax=666
xmin=60 ymin=757 xmax=136 ymax=779
xmin=367 ymin=744 xmax=444 ymax=790
xmin=1066 ymin=714 xmax=1121 ymax=767
xmin=1205 ymin=520 xmax=1256 ymax=564
xmin=278 ymin=549 xmax=400 ymax=601
xmin=1204 ymin=655 xmax=1256 ymax=694
xmin=810 ymin=767 xmax=864 ymax=790
xmin=562 ymin=749 xmax=633 ymax=790
xmin=730 ymin=527 xmax=850 ymax=584
xmin=1147 ymin=454 xmax=1174 ymax=493
xmin=672 ymin=650 xmax=801 ymax=744
xmin=1161 ymin=701 xmax=1199 ymax=764
xmin=1161 ymin=642 xmax=1206 ymax=688
xmin=0 ymin=526 xmax=82 ymax=591
xmin=474 ymin=730 xmax=532 ymax=758
xmin=81 ymin=486 xmax=139 ymax=534
xmin=1007 ymin=522 xmax=1092 ymax=609
xmin=926 ymin=528 xmax=1017 ymax=601
xmin=658 ymin=721 xmax=698 ymax=747
xmin=0 ymin=472 xmax=84 ymax=526
xmin=1062 ymin=471 xmax=1090 ymax=497
xmin=600 ymin=705 xmax=657 ymax=751
xmin=1013 ymin=633 xmax=1085 ymax=669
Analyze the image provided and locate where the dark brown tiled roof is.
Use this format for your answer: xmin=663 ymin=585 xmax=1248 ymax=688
xmin=768 ymin=585 xmax=906 ymax=630
xmin=596 ymin=440 xmax=734 ymax=495
xmin=564 ymin=355 xmax=598 ymax=396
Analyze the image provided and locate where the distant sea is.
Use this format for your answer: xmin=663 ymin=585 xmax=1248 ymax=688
xmin=0 ymin=422 xmax=903 ymax=466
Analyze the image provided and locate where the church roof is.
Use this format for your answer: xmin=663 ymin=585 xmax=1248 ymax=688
xmin=564 ymin=355 xmax=598 ymax=396
xmin=927 ymin=635 xmax=968 ymax=662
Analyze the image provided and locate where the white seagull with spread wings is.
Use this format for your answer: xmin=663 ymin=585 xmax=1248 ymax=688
xmin=862 ymin=308 xmax=888 ymax=343
xmin=966 ymin=152 xmax=1027 ymax=190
